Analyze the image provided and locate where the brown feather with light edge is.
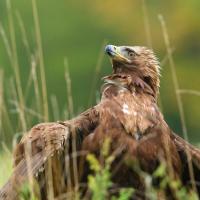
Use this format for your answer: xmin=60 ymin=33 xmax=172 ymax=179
xmin=1 ymin=45 xmax=200 ymax=200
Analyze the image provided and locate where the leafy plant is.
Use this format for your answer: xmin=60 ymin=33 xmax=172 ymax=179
xmin=87 ymin=139 xmax=134 ymax=200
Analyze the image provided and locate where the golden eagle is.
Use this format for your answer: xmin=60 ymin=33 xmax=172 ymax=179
xmin=1 ymin=45 xmax=200 ymax=199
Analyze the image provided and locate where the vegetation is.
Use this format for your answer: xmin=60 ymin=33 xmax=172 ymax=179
xmin=0 ymin=0 xmax=200 ymax=199
xmin=86 ymin=139 xmax=134 ymax=200
xmin=15 ymin=139 xmax=199 ymax=200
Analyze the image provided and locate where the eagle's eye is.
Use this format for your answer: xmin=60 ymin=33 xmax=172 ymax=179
xmin=128 ymin=52 xmax=133 ymax=56
xmin=127 ymin=50 xmax=136 ymax=58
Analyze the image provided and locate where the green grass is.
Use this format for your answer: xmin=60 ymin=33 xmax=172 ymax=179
xmin=0 ymin=151 xmax=12 ymax=187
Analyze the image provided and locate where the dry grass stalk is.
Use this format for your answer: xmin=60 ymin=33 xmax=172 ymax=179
xmin=11 ymin=100 xmax=43 ymax=120
xmin=158 ymin=14 xmax=197 ymax=193
xmin=142 ymin=0 xmax=152 ymax=48
xmin=158 ymin=15 xmax=187 ymax=139
xmin=6 ymin=0 xmax=27 ymax=132
xmin=65 ymin=139 xmax=73 ymax=195
xmin=1 ymin=142 xmax=12 ymax=156
xmin=64 ymin=58 xmax=80 ymax=197
xmin=64 ymin=58 xmax=74 ymax=118
xmin=31 ymin=0 xmax=49 ymax=122
xmin=24 ymin=136 xmax=35 ymax=199
xmin=45 ymin=159 xmax=55 ymax=200
xmin=160 ymin=48 xmax=175 ymax=68
xmin=2 ymin=105 xmax=14 ymax=139
xmin=51 ymin=95 xmax=60 ymax=121
xmin=16 ymin=11 xmax=31 ymax=58
xmin=9 ymin=78 xmax=23 ymax=132
xmin=88 ymin=40 xmax=107 ymax=107
xmin=177 ymin=89 xmax=200 ymax=97
xmin=0 ymin=70 xmax=4 ymax=138
xmin=32 ymin=0 xmax=53 ymax=198
xmin=31 ymin=55 xmax=43 ymax=119
xmin=16 ymin=12 xmax=39 ymax=105
xmin=71 ymin=125 xmax=79 ymax=198
xmin=0 ymin=23 xmax=12 ymax=61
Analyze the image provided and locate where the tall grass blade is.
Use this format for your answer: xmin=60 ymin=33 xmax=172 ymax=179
xmin=31 ymin=0 xmax=49 ymax=122
xmin=88 ymin=40 xmax=107 ymax=107
xmin=142 ymin=0 xmax=152 ymax=48
xmin=6 ymin=0 xmax=27 ymax=132
xmin=0 ymin=23 xmax=12 ymax=61
xmin=31 ymin=54 xmax=43 ymax=119
xmin=178 ymin=89 xmax=200 ymax=97
xmin=50 ymin=94 xmax=60 ymax=120
xmin=64 ymin=58 xmax=74 ymax=118
xmin=158 ymin=14 xmax=197 ymax=193
xmin=16 ymin=11 xmax=31 ymax=58
xmin=0 ymin=70 xmax=4 ymax=139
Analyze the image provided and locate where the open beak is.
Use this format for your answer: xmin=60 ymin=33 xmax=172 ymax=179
xmin=105 ymin=45 xmax=131 ymax=64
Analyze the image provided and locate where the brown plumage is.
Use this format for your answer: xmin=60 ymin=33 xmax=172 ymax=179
xmin=1 ymin=45 xmax=200 ymax=200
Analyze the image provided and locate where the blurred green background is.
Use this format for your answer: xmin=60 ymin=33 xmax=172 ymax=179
xmin=0 ymin=0 xmax=200 ymax=150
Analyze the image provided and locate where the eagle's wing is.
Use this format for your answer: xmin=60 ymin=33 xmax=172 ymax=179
xmin=0 ymin=152 xmax=51 ymax=199
xmin=0 ymin=107 xmax=99 ymax=200
xmin=171 ymin=132 xmax=200 ymax=167
xmin=169 ymin=131 xmax=200 ymax=194
xmin=0 ymin=122 xmax=69 ymax=200
xmin=13 ymin=122 xmax=69 ymax=167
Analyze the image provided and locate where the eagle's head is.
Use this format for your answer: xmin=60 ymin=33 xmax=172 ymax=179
xmin=105 ymin=45 xmax=160 ymax=96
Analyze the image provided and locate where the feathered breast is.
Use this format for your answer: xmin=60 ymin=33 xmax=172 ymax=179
xmin=98 ymin=79 xmax=161 ymax=139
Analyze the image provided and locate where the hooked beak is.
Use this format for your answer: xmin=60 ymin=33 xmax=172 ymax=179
xmin=105 ymin=45 xmax=131 ymax=64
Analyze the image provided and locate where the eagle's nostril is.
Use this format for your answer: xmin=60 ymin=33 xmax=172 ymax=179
xmin=107 ymin=51 xmax=112 ymax=56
